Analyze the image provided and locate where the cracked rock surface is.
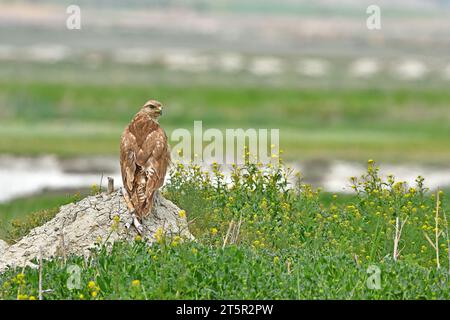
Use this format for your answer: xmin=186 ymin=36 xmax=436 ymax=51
xmin=0 ymin=190 xmax=192 ymax=272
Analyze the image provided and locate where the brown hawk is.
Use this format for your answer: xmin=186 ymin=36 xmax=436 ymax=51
xmin=120 ymin=99 xmax=171 ymax=233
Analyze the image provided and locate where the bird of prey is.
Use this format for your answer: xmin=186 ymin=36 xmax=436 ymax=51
xmin=120 ymin=100 xmax=171 ymax=233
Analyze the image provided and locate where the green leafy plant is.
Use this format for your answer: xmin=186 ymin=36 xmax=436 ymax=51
xmin=0 ymin=160 xmax=449 ymax=299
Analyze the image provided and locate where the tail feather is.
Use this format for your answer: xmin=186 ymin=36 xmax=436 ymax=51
xmin=141 ymin=191 xmax=155 ymax=219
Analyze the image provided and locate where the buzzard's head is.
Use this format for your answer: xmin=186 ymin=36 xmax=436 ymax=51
xmin=142 ymin=100 xmax=164 ymax=119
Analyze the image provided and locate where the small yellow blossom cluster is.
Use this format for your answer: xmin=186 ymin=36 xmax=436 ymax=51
xmin=91 ymin=183 xmax=101 ymax=195
xmin=147 ymin=247 xmax=159 ymax=261
xmin=154 ymin=227 xmax=165 ymax=243
xmin=171 ymin=235 xmax=182 ymax=247
xmin=252 ymin=239 xmax=266 ymax=249
xmin=131 ymin=279 xmax=141 ymax=287
xmin=10 ymin=273 xmax=36 ymax=300
xmin=12 ymin=273 xmax=26 ymax=286
xmin=95 ymin=235 xmax=103 ymax=245
xmin=87 ymin=281 xmax=100 ymax=298
xmin=346 ymin=205 xmax=361 ymax=219
xmin=17 ymin=294 xmax=36 ymax=300
xmin=111 ymin=215 xmax=120 ymax=231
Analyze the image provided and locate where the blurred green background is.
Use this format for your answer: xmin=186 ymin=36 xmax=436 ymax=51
xmin=0 ymin=0 xmax=450 ymax=225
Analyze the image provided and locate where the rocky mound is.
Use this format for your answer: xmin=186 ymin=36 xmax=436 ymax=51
xmin=0 ymin=190 xmax=192 ymax=272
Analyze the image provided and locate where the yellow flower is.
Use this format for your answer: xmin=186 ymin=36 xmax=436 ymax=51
xmin=111 ymin=215 xmax=120 ymax=231
xmin=155 ymin=227 xmax=164 ymax=243
xmin=273 ymin=256 xmax=280 ymax=264
xmin=88 ymin=281 xmax=96 ymax=289
xmin=210 ymin=227 xmax=218 ymax=235
xmin=91 ymin=291 xmax=98 ymax=298
xmin=171 ymin=235 xmax=182 ymax=247
xmin=29 ymin=296 xmax=36 ymax=300
xmin=260 ymin=198 xmax=268 ymax=210
xmin=131 ymin=280 xmax=141 ymax=287
xmin=15 ymin=273 xmax=26 ymax=285
xmin=178 ymin=210 xmax=186 ymax=218
xmin=79 ymin=294 xmax=85 ymax=300
xmin=135 ymin=235 xmax=142 ymax=242
xmin=17 ymin=294 xmax=28 ymax=300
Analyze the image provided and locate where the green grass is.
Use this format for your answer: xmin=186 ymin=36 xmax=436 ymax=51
xmin=1 ymin=161 xmax=450 ymax=299
xmin=3 ymin=241 xmax=450 ymax=300
xmin=1 ymin=81 xmax=449 ymax=162
xmin=0 ymin=192 xmax=84 ymax=242
xmin=0 ymin=192 xmax=82 ymax=223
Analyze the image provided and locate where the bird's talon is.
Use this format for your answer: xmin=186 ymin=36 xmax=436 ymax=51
xmin=132 ymin=215 xmax=144 ymax=235
xmin=125 ymin=211 xmax=136 ymax=229
xmin=135 ymin=224 xmax=144 ymax=235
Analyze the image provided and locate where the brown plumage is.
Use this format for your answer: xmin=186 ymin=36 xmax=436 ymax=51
xmin=120 ymin=100 xmax=170 ymax=221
